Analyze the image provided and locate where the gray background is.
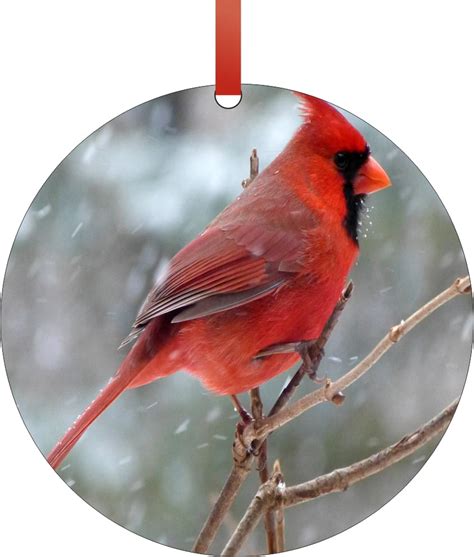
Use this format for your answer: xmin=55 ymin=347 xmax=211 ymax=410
xmin=2 ymin=85 xmax=471 ymax=554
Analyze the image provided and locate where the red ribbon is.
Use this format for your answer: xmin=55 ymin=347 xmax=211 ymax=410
xmin=216 ymin=0 xmax=241 ymax=96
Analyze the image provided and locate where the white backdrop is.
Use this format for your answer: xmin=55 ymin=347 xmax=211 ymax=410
xmin=1 ymin=1 xmax=473 ymax=556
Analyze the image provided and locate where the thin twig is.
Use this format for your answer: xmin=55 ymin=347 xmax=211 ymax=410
xmin=223 ymin=398 xmax=458 ymax=555
xmin=241 ymin=148 xmax=259 ymax=188
xmin=193 ymin=464 xmax=252 ymax=554
xmin=223 ymin=458 xmax=287 ymax=557
xmin=272 ymin=460 xmax=286 ymax=552
xmin=222 ymin=483 xmax=271 ymax=556
xmin=244 ymin=276 xmax=470 ymax=447
xmin=250 ymin=387 xmax=277 ymax=554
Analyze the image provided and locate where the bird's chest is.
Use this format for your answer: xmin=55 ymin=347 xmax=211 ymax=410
xmin=260 ymin=273 xmax=347 ymax=344
xmin=181 ymin=275 xmax=348 ymax=394
xmin=212 ymin=226 xmax=356 ymax=347
xmin=269 ymin=225 xmax=357 ymax=336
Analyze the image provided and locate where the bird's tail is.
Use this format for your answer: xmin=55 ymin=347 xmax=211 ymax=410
xmin=47 ymin=319 xmax=165 ymax=470
xmin=47 ymin=366 xmax=136 ymax=469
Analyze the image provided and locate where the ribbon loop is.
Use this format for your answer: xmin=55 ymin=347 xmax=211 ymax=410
xmin=216 ymin=0 xmax=241 ymax=105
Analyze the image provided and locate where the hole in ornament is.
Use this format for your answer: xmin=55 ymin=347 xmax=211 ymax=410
xmin=215 ymin=92 xmax=242 ymax=109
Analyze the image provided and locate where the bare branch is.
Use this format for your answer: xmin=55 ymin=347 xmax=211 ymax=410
xmin=222 ymin=482 xmax=270 ymax=556
xmin=223 ymin=398 xmax=458 ymax=555
xmin=222 ymin=455 xmax=286 ymax=556
xmin=283 ymin=398 xmax=458 ymax=507
xmin=241 ymin=148 xmax=260 ymax=188
xmin=250 ymin=388 xmax=264 ymax=423
xmin=192 ymin=464 xmax=252 ymax=554
xmin=193 ymin=282 xmax=354 ymax=553
xmin=244 ymin=276 xmax=470 ymax=446
xmin=195 ymin=264 xmax=469 ymax=555
xmin=196 ymin=275 xmax=470 ymax=553
xmin=250 ymin=387 xmax=277 ymax=554
xmin=272 ymin=460 xmax=286 ymax=552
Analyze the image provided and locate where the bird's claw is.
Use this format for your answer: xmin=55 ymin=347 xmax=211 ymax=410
xmin=235 ymin=420 xmax=259 ymax=458
xmin=230 ymin=395 xmax=259 ymax=457
xmin=231 ymin=394 xmax=253 ymax=424
xmin=297 ymin=341 xmax=327 ymax=383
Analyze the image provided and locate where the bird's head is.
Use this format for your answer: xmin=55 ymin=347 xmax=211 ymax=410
xmin=295 ymin=93 xmax=391 ymax=196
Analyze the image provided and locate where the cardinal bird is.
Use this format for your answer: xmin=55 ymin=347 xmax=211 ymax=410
xmin=47 ymin=94 xmax=390 ymax=469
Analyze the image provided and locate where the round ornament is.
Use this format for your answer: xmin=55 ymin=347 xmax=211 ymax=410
xmin=1 ymin=84 xmax=471 ymax=556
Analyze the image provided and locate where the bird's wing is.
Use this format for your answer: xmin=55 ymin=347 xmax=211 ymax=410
xmin=120 ymin=220 xmax=308 ymax=347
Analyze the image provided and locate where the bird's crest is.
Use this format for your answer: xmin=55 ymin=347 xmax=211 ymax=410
xmin=294 ymin=92 xmax=367 ymax=154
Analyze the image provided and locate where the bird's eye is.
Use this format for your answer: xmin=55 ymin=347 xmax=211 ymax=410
xmin=334 ymin=152 xmax=349 ymax=170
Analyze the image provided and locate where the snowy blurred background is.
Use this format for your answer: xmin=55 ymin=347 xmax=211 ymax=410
xmin=1 ymin=85 xmax=471 ymax=554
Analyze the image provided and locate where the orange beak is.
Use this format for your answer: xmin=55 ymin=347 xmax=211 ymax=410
xmin=353 ymin=155 xmax=391 ymax=195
